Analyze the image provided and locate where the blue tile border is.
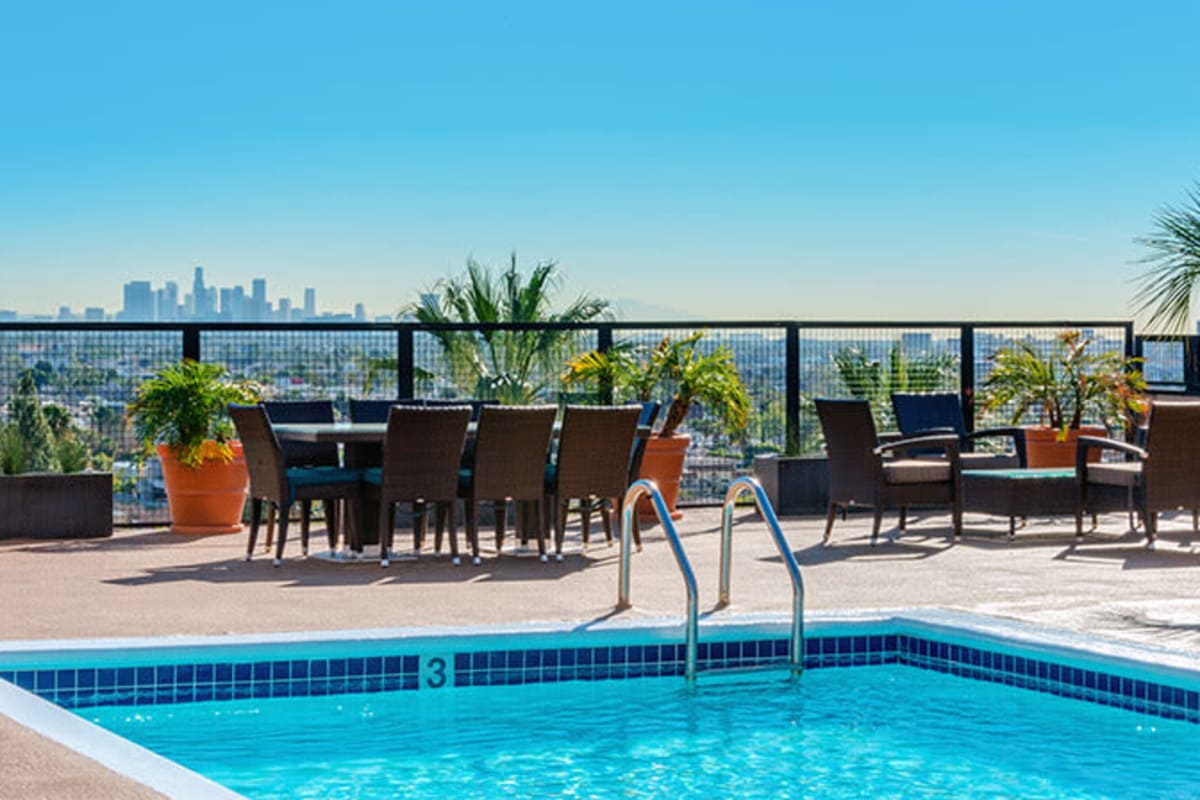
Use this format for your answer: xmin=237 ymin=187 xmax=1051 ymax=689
xmin=1 ymin=627 xmax=1197 ymax=725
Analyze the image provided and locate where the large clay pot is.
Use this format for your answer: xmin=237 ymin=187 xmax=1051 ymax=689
xmin=637 ymin=433 xmax=691 ymax=521
xmin=157 ymin=442 xmax=249 ymax=534
xmin=1022 ymin=425 xmax=1107 ymax=468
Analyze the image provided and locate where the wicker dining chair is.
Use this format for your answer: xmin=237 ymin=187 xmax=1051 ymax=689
xmin=816 ymin=398 xmax=962 ymax=545
xmin=460 ymin=405 xmax=557 ymax=564
xmin=362 ymin=405 xmax=471 ymax=567
xmin=262 ymin=400 xmax=342 ymax=551
xmin=1076 ymin=400 xmax=1200 ymax=548
xmin=229 ymin=404 xmax=363 ymax=566
xmin=545 ymin=405 xmax=643 ymax=560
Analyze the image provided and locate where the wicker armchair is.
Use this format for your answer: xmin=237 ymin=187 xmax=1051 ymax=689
xmin=816 ymin=398 xmax=962 ymax=545
xmin=546 ymin=405 xmax=642 ymax=560
xmin=1076 ymin=400 xmax=1200 ymax=548
xmin=891 ymin=392 xmax=1026 ymax=469
xmin=262 ymin=400 xmax=341 ymax=551
xmin=460 ymin=405 xmax=557 ymax=564
xmin=362 ymin=406 xmax=471 ymax=567
xmin=228 ymin=404 xmax=362 ymax=566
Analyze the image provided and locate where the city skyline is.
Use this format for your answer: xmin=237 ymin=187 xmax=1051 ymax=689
xmin=1 ymin=3 xmax=1198 ymax=324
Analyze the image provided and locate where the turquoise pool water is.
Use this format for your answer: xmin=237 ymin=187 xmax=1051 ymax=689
xmin=88 ymin=664 xmax=1200 ymax=799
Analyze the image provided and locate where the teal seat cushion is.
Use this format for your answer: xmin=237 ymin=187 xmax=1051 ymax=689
xmin=286 ymin=466 xmax=361 ymax=487
xmin=360 ymin=467 xmax=383 ymax=486
xmin=458 ymin=467 xmax=473 ymax=493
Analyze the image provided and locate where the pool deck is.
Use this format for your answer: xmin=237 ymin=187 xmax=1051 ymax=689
xmin=4 ymin=506 xmax=1200 ymax=798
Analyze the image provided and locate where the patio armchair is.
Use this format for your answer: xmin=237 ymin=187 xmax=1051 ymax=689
xmin=1075 ymin=400 xmax=1200 ymax=548
xmin=262 ymin=400 xmax=342 ymax=550
xmin=459 ymin=405 xmax=557 ymax=564
xmin=545 ymin=405 xmax=642 ymax=560
xmin=891 ymin=392 xmax=1026 ymax=469
xmin=229 ymin=404 xmax=363 ymax=566
xmin=362 ymin=405 xmax=471 ymax=567
xmin=816 ymin=398 xmax=963 ymax=545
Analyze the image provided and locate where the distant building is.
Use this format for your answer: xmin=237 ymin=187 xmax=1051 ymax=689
xmin=278 ymin=297 xmax=291 ymax=321
xmin=120 ymin=281 xmax=154 ymax=321
xmin=0 ymin=310 xmax=15 ymax=321
xmin=354 ymin=303 xmax=366 ymax=322
xmin=58 ymin=306 xmax=72 ymax=321
xmin=84 ymin=307 xmax=105 ymax=322
xmin=251 ymin=278 xmax=267 ymax=322
xmin=303 ymin=288 xmax=316 ymax=319
xmin=192 ymin=266 xmax=209 ymax=319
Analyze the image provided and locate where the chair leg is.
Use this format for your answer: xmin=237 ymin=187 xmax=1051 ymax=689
xmin=265 ymin=504 xmax=276 ymax=551
xmin=573 ymin=506 xmax=588 ymax=551
xmin=823 ymin=503 xmax=837 ymax=546
xmin=444 ymin=501 xmax=461 ymax=565
xmin=1145 ymin=509 xmax=1158 ymax=550
xmin=466 ymin=501 xmax=481 ymax=564
xmin=494 ymin=500 xmax=507 ymax=553
xmin=414 ymin=501 xmax=427 ymax=554
xmin=322 ymin=500 xmax=338 ymax=549
xmin=434 ymin=503 xmax=448 ymax=554
xmin=556 ymin=500 xmax=568 ymax=555
xmin=952 ymin=501 xmax=962 ymax=540
xmin=535 ymin=499 xmax=547 ymax=561
xmin=300 ymin=501 xmax=312 ymax=556
xmin=273 ymin=502 xmax=290 ymax=566
xmin=870 ymin=506 xmax=883 ymax=546
xmin=246 ymin=497 xmax=263 ymax=560
xmin=600 ymin=499 xmax=614 ymax=545
xmin=898 ymin=506 xmax=907 ymax=532
xmin=378 ymin=500 xmax=394 ymax=565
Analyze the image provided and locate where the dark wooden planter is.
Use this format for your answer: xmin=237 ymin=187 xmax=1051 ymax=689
xmin=0 ymin=472 xmax=113 ymax=539
xmin=754 ymin=455 xmax=829 ymax=515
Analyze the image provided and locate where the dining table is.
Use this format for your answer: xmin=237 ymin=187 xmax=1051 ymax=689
xmin=271 ymin=420 xmax=649 ymax=556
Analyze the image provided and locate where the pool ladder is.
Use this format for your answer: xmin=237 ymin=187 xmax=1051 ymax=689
xmin=618 ymin=476 xmax=805 ymax=682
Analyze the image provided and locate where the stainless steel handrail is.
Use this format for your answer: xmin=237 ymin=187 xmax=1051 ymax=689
xmin=618 ymin=479 xmax=699 ymax=681
xmin=719 ymin=476 xmax=804 ymax=676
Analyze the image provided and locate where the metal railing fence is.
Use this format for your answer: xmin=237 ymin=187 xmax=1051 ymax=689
xmin=0 ymin=320 xmax=1144 ymax=524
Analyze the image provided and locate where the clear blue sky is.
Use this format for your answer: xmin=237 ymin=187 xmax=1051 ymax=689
xmin=1 ymin=1 xmax=1197 ymax=323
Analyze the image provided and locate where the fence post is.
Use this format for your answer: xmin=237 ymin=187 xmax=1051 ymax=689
xmin=786 ymin=324 xmax=800 ymax=452
xmin=182 ymin=325 xmax=201 ymax=362
xmin=598 ymin=324 xmax=614 ymax=405
xmin=960 ymin=325 xmax=975 ymax=433
xmin=397 ymin=325 xmax=414 ymax=399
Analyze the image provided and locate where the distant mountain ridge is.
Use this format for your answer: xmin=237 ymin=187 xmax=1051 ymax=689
xmin=609 ymin=298 xmax=692 ymax=321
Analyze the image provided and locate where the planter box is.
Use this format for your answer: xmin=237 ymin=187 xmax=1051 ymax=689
xmin=0 ymin=472 xmax=113 ymax=539
xmin=754 ymin=455 xmax=829 ymax=515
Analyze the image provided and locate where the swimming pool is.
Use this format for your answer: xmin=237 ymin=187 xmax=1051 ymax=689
xmin=3 ymin=610 xmax=1200 ymax=799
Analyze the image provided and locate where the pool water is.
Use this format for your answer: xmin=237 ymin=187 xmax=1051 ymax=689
xmin=87 ymin=664 xmax=1200 ymax=799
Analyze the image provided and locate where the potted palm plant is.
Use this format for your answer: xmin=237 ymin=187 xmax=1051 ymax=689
xmin=128 ymin=360 xmax=262 ymax=534
xmin=980 ymin=330 xmax=1146 ymax=468
xmin=564 ymin=331 xmax=751 ymax=518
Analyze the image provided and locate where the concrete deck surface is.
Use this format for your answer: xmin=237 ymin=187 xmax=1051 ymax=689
xmin=4 ymin=506 xmax=1200 ymax=798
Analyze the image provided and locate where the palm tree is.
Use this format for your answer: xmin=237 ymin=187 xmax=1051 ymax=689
xmin=1132 ymin=183 xmax=1200 ymax=333
xmin=411 ymin=253 xmax=610 ymax=403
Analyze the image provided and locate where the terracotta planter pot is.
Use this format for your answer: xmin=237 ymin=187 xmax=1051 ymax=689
xmin=157 ymin=442 xmax=249 ymax=534
xmin=636 ymin=433 xmax=690 ymax=521
xmin=1022 ymin=425 xmax=1107 ymax=469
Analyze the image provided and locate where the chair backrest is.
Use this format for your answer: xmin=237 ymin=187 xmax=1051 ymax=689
xmin=262 ymin=400 xmax=340 ymax=468
xmin=815 ymin=398 xmax=880 ymax=502
xmin=228 ymin=404 xmax=287 ymax=502
xmin=891 ymin=392 xmax=966 ymax=439
xmin=348 ymin=398 xmax=409 ymax=423
xmin=1142 ymin=401 xmax=1200 ymax=507
xmin=638 ymin=400 xmax=662 ymax=430
xmin=468 ymin=405 xmax=557 ymax=500
xmin=555 ymin=405 xmax=643 ymax=499
xmin=379 ymin=406 xmax=471 ymax=501
xmin=423 ymin=398 xmax=499 ymax=421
